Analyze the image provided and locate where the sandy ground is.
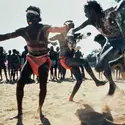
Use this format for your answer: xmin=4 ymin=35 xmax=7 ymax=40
xmin=0 ymin=70 xmax=125 ymax=125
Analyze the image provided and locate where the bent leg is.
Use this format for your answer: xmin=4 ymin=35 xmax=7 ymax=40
xmin=83 ymin=59 xmax=106 ymax=86
xmin=38 ymin=61 xmax=49 ymax=118
xmin=104 ymin=67 xmax=116 ymax=95
xmin=69 ymin=66 xmax=82 ymax=101
xmin=66 ymin=58 xmax=106 ymax=86
xmin=80 ymin=65 xmax=85 ymax=79
xmin=96 ymin=59 xmax=116 ymax=95
xmin=16 ymin=61 xmax=33 ymax=117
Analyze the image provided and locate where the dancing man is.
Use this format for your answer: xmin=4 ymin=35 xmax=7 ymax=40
xmin=72 ymin=0 xmax=125 ymax=95
xmin=50 ymin=20 xmax=106 ymax=101
xmin=0 ymin=6 xmax=72 ymax=120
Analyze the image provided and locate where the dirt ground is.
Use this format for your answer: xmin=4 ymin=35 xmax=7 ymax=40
xmin=0 ymin=70 xmax=125 ymax=125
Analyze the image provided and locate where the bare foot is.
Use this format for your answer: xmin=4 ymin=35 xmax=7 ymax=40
xmin=40 ymin=112 xmax=45 ymax=121
xmin=108 ymin=84 xmax=116 ymax=95
xmin=36 ymin=107 xmax=45 ymax=121
xmin=96 ymin=80 xmax=107 ymax=87
xmin=69 ymin=96 xmax=73 ymax=101
xmin=40 ymin=115 xmax=51 ymax=125
xmin=14 ymin=113 xmax=23 ymax=119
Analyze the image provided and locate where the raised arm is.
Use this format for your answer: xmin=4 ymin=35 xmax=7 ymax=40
xmin=0 ymin=30 xmax=21 ymax=41
xmin=48 ymin=41 xmax=57 ymax=46
xmin=73 ymin=20 xmax=90 ymax=33
xmin=115 ymin=0 xmax=125 ymax=13
xmin=49 ymin=34 xmax=61 ymax=46
xmin=49 ymin=34 xmax=59 ymax=41
xmin=47 ymin=25 xmax=69 ymax=33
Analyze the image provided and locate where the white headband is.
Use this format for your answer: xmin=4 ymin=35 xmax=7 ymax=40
xmin=27 ymin=10 xmax=39 ymax=16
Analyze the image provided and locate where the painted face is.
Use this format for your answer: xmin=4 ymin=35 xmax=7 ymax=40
xmin=26 ymin=12 xmax=40 ymax=24
xmin=26 ymin=13 xmax=34 ymax=24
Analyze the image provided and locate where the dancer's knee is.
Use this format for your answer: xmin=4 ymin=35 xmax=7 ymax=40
xmin=95 ymin=63 xmax=103 ymax=72
xmin=83 ymin=58 xmax=89 ymax=66
xmin=104 ymin=68 xmax=112 ymax=77
xmin=38 ymin=63 xmax=49 ymax=85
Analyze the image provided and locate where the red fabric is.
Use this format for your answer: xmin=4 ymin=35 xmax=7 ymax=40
xmin=26 ymin=54 xmax=51 ymax=76
xmin=60 ymin=56 xmax=71 ymax=70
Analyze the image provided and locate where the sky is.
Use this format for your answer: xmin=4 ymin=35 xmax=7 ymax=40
xmin=0 ymin=0 xmax=116 ymax=56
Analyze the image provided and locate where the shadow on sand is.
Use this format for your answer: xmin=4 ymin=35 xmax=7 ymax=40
xmin=76 ymin=104 xmax=125 ymax=125
xmin=7 ymin=115 xmax=24 ymax=125
xmin=40 ymin=117 xmax=51 ymax=125
xmin=15 ymin=116 xmax=51 ymax=125
xmin=55 ymin=78 xmax=75 ymax=83
xmin=8 ymin=115 xmax=51 ymax=125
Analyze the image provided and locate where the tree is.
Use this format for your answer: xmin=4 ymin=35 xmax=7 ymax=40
xmin=115 ymin=0 xmax=121 ymax=2
xmin=115 ymin=0 xmax=125 ymax=36
xmin=86 ymin=49 xmax=100 ymax=67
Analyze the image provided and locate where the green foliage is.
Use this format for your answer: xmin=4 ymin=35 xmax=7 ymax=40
xmin=86 ymin=49 xmax=100 ymax=66
xmin=114 ymin=0 xmax=125 ymax=36
xmin=115 ymin=0 xmax=121 ymax=2
xmin=116 ymin=8 xmax=125 ymax=36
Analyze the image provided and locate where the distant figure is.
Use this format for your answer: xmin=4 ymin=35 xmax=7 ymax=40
xmin=49 ymin=46 xmax=58 ymax=81
xmin=115 ymin=67 xmax=121 ymax=80
xmin=10 ymin=49 xmax=20 ymax=82
xmin=16 ymin=50 xmax=22 ymax=78
xmin=7 ymin=50 xmax=12 ymax=80
xmin=21 ymin=45 xmax=28 ymax=65
xmin=0 ymin=47 xmax=9 ymax=82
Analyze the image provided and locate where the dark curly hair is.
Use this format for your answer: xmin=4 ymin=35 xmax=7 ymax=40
xmin=26 ymin=6 xmax=41 ymax=16
xmin=26 ymin=6 xmax=41 ymax=22
xmin=84 ymin=1 xmax=104 ymax=17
